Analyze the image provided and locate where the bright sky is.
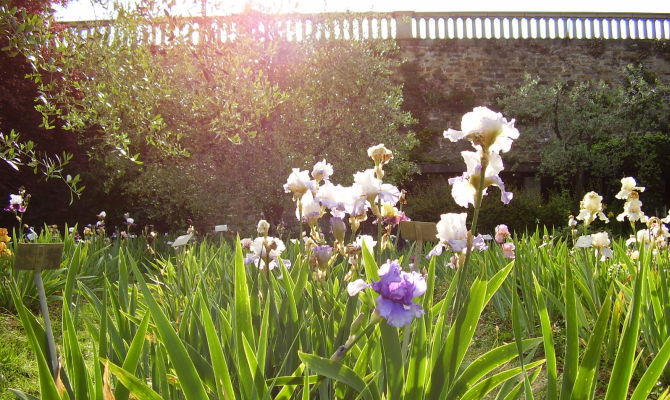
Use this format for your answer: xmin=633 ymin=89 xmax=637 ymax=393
xmin=55 ymin=0 xmax=670 ymax=21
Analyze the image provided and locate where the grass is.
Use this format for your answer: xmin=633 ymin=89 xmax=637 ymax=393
xmin=1 ymin=299 xmax=667 ymax=399
xmin=0 ymin=301 xmax=539 ymax=399
xmin=0 ymin=303 xmax=96 ymax=400
xmin=1 ymin=233 xmax=669 ymax=399
xmin=0 ymin=311 xmax=39 ymax=399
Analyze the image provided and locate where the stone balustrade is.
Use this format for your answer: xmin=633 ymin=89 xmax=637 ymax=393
xmin=407 ymin=12 xmax=670 ymax=40
xmin=62 ymin=11 xmax=670 ymax=44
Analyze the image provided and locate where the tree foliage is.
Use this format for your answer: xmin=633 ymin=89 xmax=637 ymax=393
xmin=497 ymin=65 xmax=670 ymax=213
xmin=1 ymin=4 xmax=83 ymax=204
xmin=13 ymin=2 xmax=417 ymax=229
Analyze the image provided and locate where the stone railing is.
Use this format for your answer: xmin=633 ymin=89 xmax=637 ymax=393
xmin=63 ymin=11 xmax=670 ymax=44
xmin=407 ymin=12 xmax=670 ymax=40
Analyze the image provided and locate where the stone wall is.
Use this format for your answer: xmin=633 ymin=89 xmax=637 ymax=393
xmin=396 ymin=38 xmax=670 ymax=172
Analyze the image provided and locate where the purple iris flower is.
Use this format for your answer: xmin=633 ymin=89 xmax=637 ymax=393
xmin=312 ymin=245 xmax=333 ymax=269
xmin=330 ymin=216 xmax=346 ymax=243
xmin=4 ymin=204 xmax=26 ymax=213
xmin=373 ymin=211 xmax=411 ymax=227
xmin=348 ymin=260 xmax=426 ymax=328
xmin=4 ymin=194 xmax=26 ymax=213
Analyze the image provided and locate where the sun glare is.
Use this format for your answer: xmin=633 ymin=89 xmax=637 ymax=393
xmin=54 ymin=0 xmax=670 ymax=23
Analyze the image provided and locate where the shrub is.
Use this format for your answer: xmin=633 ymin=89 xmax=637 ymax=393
xmin=476 ymin=189 xmax=572 ymax=233
xmin=403 ymin=176 xmax=572 ymax=234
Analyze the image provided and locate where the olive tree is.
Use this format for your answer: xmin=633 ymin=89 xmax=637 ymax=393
xmin=497 ymin=65 xmax=670 ymax=212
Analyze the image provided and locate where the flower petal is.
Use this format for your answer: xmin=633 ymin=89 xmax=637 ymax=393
xmin=375 ymin=297 xmax=424 ymax=328
xmin=447 ymin=239 xmax=468 ymax=252
xmin=347 ymin=279 xmax=370 ymax=296
xmin=449 ymin=175 xmax=476 ymax=208
xmin=575 ymin=235 xmax=593 ymax=248
xmin=427 ymin=243 xmax=444 ymax=258
xmin=444 ymin=128 xmax=466 ymax=142
xmin=379 ymin=184 xmax=401 ymax=205
xmin=471 ymin=235 xmax=489 ymax=251
xmin=376 ymin=296 xmax=424 ymax=328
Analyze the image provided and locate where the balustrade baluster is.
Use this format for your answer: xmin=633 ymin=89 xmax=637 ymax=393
xmin=612 ymin=19 xmax=623 ymax=39
xmin=530 ymin=17 xmax=537 ymax=39
xmin=354 ymin=17 xmax=360 ymax=40
xmin=525 ymin=18 xmax=531 ymax=39
xmin=364 ymin=16 xmax=370 ymax=39
xmin=576 ymin=18 xmax=583 ymax=39
xmin=644 ymin=19 xmax=651 ymax=39
xmin=344 ymin=18 xmax=351 ymax=40
xmin=627 ymin=18 xmax=635 ymax=39
xmin=305 ymin=18 xmax=312 ymax=41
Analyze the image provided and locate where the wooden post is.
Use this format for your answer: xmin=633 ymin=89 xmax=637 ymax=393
xmin=13 ymin=242 xmax=73 ymax=397
xmin=399 ymin=221 xmax=437 ymax=271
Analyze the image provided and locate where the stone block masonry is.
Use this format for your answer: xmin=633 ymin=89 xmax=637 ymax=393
xmin=397 ymin=38 xmax=670 ymax=132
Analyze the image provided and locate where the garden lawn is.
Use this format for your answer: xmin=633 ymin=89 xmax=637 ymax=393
xmin=0 ymin=311 xmax=38 ymax=400
xmin=0 ymin=305 xmax=96 ymax=400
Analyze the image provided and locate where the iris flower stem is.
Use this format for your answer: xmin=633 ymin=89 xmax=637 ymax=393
xmin=376 ymin=198 xmax=383 ymax=268
xmin=297 ymin=198 xmax=304 ymax=246
xmin=308 ymin=318 xmax=381 ymax=396
xmin=18 ymin=216 xmax=24 ymax=244
xmin=394 ymin=202 xmax=404 ymax=250
xmin=330 ymin=318 xmax=381 ymax=361
xmin=452 ymin=155 xmax=488 ymax=321
xmin=263 ymin=234 xmax=270 ymax=282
